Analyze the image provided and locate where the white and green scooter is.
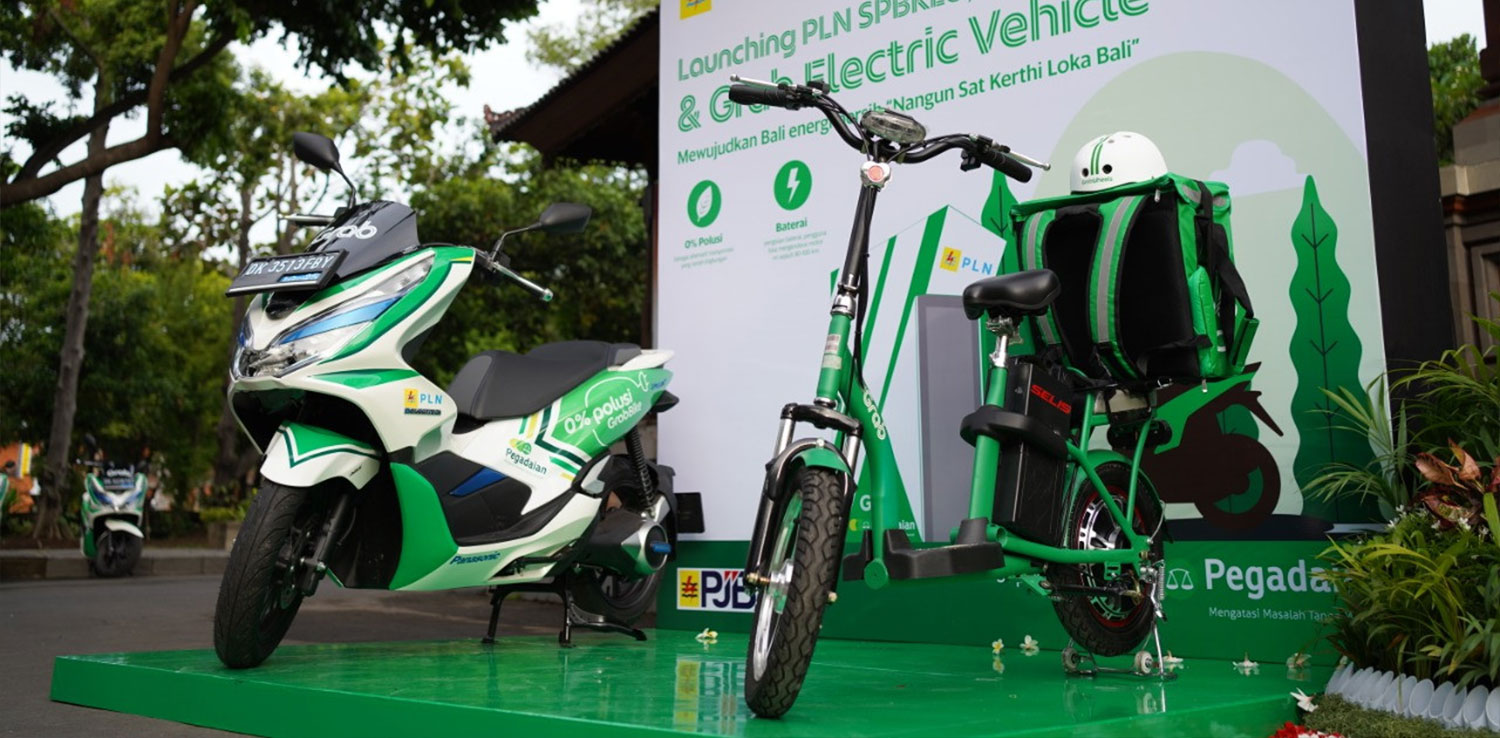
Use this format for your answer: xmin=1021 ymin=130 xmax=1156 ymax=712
xmin=213 ymin=132 xmax=680 ymax=668
xmin=79 ymin=453 xmax=147 ymax=578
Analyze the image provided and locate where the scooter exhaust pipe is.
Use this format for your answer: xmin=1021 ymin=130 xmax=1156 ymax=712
xmin=578 ymin=508 xmax=671 ymax=577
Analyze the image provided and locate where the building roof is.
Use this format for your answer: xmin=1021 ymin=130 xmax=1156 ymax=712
xmin=486 ymin=8 xmax=659 ymax=172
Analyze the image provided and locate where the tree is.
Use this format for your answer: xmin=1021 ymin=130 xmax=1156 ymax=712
xmin=409 ymin=143 xmax=649 ymax=386
xmin=527 ymin=0 xmax=656 ymax=72
xmin=0 ymin=0 xmax=541 ymax=205
xmin=1429 ymin=33 xmax=1484 ymax=166
xmin=2 ymin=0 xmax=540 ymax=537
xmin=0 ymin=193 xmax=231 ymax=504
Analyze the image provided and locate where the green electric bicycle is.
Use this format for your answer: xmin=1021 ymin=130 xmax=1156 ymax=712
xmin=728 ymin=78 xmax=1171 ymax=718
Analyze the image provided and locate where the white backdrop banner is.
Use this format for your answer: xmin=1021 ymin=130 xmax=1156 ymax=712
xmin=657 ymin=0 xmax=1385 ymax=541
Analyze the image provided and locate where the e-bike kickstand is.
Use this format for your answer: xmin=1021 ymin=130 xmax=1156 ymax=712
xmin=1061 ymin=567 xmax=1177 ymax=680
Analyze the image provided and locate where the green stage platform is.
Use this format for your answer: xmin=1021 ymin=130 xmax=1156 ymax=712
xmin=51 ymin=630 xmax=1323 ymax=737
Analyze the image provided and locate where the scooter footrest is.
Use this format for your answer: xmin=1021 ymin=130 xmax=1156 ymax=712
xmin=883 ymin=529 xmax=1003 ymax=580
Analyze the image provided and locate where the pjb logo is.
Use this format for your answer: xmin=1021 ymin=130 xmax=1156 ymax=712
xmin=679 ymin=0 xmax=710 ymax=19
xmin=677 ymin=568 xmax=757 ymax=612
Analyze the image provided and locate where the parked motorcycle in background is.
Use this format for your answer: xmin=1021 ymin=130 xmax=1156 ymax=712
xmin=79 ymin=449 xmax=147 ymax=577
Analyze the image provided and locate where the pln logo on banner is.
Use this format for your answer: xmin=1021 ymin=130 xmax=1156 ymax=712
xmin=937 ymin=246 xmax=995 ymax=275
xmin=677 ymin=568 xmax=757 ymax=612
xmin=679 ymin=0 xmax=710 ymax=19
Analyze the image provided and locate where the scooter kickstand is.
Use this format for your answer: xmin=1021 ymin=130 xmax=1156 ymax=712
xmin=481 ymin=587 xmax=505 ymax=645
xmin=557 ymin=573 xmax=647 ymax=648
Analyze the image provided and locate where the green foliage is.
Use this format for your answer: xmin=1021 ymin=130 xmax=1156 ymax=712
xmin=409 ymin=147 xmax=649 ymax=386
xmin=0 ymin=198 xmax=232 ymax=496
xmin=1309 ymin=309 xmax=1500 ymax=517
xmin=1319 ymin=514 xmax=1499 ymax=688
xmin=1428 ymin=34 xmax=1484 ymax=166
xmin=199 ymin=505 xmax=245 ymax=523
xmin=527 ymin=0 xmax=656 ymax=72
xmin=1306 ymin=695 xmax=1487 ymax=738
xmin=1305 ymin=378 xmax=1409 ymax=519
xmin=1288 ymin=175 xmax=1373 ymax=522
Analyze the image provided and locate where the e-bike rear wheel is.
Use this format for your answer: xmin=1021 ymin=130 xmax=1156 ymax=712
xmin=744 ymin=467 xmax=844 ymax=719
xmin=1052 ymin=462 xmax=1164 ymax=657
xmin=213 ymin=482 xmax=328 ymax=668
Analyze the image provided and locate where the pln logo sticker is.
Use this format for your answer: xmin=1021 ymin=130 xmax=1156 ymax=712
xmin=679 ymin=0 xmax=710 ymax=19
xmin=677 ymin=568 xmax=757 ymax=612
xmin=402 ymin=388 xmax=443 ymax=416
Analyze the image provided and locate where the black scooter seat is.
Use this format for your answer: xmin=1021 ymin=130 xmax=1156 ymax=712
xmin=447 ymin=341 xmax=641 ymax=420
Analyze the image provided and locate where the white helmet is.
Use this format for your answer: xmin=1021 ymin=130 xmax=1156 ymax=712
xmin=1070 ymin=132 xmax=1168 ymax=193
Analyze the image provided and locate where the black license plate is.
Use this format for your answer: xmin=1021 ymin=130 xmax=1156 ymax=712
xmin=226 ymin=250 xmax=346 ymax=296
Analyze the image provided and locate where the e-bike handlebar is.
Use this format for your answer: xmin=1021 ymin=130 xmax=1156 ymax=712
xmin=729 ymin=76 xmax=1041 ymax=181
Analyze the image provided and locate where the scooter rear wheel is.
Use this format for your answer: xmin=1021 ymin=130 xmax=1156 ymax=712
xmin=744 ymin=467 xmax=844 ymax=719
xmin=213 ymin=482 xmax=325 ymax=668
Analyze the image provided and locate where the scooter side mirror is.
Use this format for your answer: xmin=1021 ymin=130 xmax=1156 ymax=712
xmin=535 ymin=203 xmax=592 ymax=235
xmin=292 ymin=132 xmax=344 ymax=174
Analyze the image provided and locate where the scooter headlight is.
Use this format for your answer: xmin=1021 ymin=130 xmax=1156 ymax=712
xmin=234 ymin=257 xmax=432 ymax=378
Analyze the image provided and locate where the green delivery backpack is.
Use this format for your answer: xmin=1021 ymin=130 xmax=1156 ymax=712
xmin=1005 ymin=173 xmax=1256 ymax=383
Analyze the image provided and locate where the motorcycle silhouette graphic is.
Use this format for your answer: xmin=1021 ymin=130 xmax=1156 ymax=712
xmin=1137 ymin=364 xmax=1285 ymax=531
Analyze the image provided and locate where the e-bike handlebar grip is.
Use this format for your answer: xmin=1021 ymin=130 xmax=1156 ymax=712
xmin=728 ymin=84 xmax=794 ymax=108
xmin=976 ymin=146 xmax=1033 ymax=183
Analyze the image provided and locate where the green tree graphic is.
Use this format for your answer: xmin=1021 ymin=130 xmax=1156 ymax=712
xmin=980 ymin=170 xmax=1018 ymax=240
xmin=1288 ymin=176 xmax=1373 ymax=522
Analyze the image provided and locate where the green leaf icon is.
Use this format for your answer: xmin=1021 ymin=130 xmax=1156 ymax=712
xmin=688 ymin=180 xmax=721 ymax=228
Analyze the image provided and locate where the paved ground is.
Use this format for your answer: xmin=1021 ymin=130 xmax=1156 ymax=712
xmin=1 ymin=547 xmax=229 ymax=580
xmin=0 ymin=574 xmax=626 ymax=737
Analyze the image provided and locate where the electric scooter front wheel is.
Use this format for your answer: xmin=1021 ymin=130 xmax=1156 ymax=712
xmin=744 ymin=466 xmax=845 ymax=719
xmin=213 ymin=482 xmax=329 ymax=668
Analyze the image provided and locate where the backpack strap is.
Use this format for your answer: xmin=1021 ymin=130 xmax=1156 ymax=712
xmin=1191 ymin=180 xmax=1254 ymax=356
xmin=1018 ymin=209 xmax=1061 ymax=348
xmin=1090 ymin=195 xmax=1146 ymax=380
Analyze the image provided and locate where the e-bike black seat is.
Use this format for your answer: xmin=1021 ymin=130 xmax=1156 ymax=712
xmin=961 ymin=269 xmax=1061 ymax=320
xmin=447 ymin=341 xmax=641 ymax=420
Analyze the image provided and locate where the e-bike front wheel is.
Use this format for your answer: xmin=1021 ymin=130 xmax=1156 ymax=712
xmin=213 ymin=482 xmax=329 ymax=668
xmin=744 ymin=467 xmax=845 ymax=719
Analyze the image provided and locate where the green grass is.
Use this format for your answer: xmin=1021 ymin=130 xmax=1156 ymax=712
xmin=1305 ymin=694 xmax=1495 ymax=738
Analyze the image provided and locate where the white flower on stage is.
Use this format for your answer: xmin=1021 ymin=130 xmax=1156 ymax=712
xmin=1233 ymin=654 xmax=1259 ymax=675
xmin=1286 ymin=651 xmax=1309 ymax=669
xmin=1162 ymin=651 xmax=1185 ymax=670
xmin=991 ymin=638 xmax=1004 ymax=655
xmin=695 ymin=628 xmax=718 ymax=645
xmin=1021 ymin=635 xmax=1040 ymax=655
xmin=1291 ymin=688 xmax=1317 ymax=713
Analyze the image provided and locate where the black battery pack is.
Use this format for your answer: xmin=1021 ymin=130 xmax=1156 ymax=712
xmin=992 ymin=359 xmax=1076 ymax=544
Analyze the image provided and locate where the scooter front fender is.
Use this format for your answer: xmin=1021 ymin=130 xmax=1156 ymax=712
xmin=260 ymin=422 xmax=381 ymax=490
xmin=102 ymin=518 xmax=143 ymax=538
